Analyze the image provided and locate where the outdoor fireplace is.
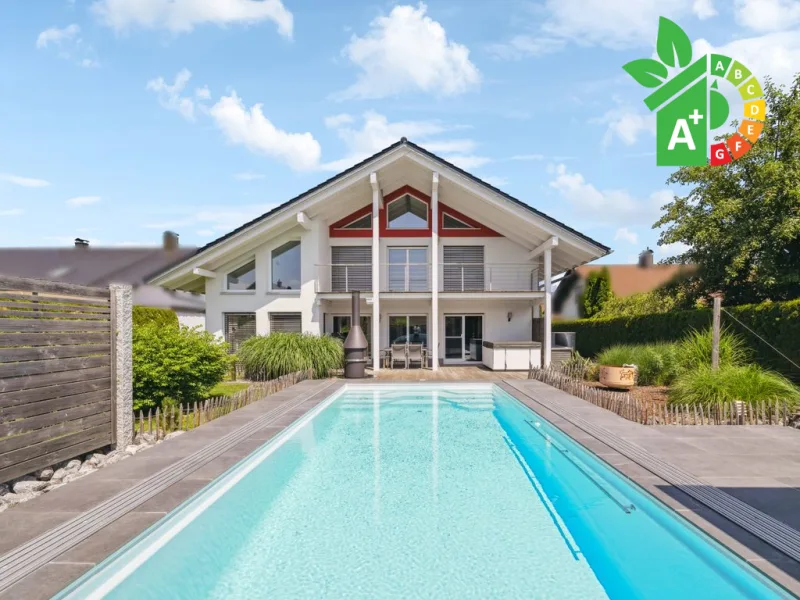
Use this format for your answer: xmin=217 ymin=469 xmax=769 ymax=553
xmin=343 ymin=291 xmax=368 ymax=378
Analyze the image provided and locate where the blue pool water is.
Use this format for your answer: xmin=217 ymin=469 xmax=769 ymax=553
xmin=58 ymin=385 xmax=793 ymax=599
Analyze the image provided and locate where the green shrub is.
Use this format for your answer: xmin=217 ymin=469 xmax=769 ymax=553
xmin=133 ymin=325 xmax=232 ymax=411
xmin=669 ymin=365 xmax=800 ymax=409
xmin=553 ymin=299 xmax=800 ymax=381
xmin=132 ymin=306 xmax=178 ymax=330
xmin=674 ymin=328 xmax=750 ymax=372
xmin=596 ymin=343 xmax=678 ymax=386
xmin=581 ymin=268 xmax=613 ymax=317
xmin=238 ymin=333 xmax=344 ymax=380
xmin=592 ymin=291 xmax=676 ymax=319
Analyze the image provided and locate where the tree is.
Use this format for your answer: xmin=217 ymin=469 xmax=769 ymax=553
xmin=582 ymin=268 xmax=614 ymax=317
xmin=655 ymin=74 xmax=800 ymax=306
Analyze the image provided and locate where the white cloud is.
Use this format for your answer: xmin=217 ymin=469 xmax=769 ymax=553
xmin=614 ymin=227 xmax=639 ymax=245
xmin=591 ymin=107 xmax=656 ymax=147
xmin=209 ymin=92 xmax=321 ymax=171
xmin=692 ymin=0 xmax=717 ymax=19
xmin=233 ymin=172 xmax=265 ymax=181
xmin=487 ymin=35 xmax=566 ymax=59
xmin=145 ymin=203 xmax=276 ymax=233
xmin=320 ymin=110 xmax=489 ymax=172
xmin=338 ymin=3 xmax=480 ymax=99
xmin=734 ymin=0 xmax=800 ymax=32
xmin=548 ymin=163 xmax=671 ymax=225
xmin=91 ymin=0 xmax=293 ymax=38
xmin=36 ymin=24 xmax=98 ymax=68
xmin=657 ymin=241 xmax=691 ymax=257
xmin=324 ymin=113 xmax=354 ymax=128
xmin=0 ymin=173 xmax=50 ymax=187
xmin=66 ymin=195 xmax=101 ymax=208
xmin=147 ymin=69 xmax=209 ymax=121
xmin=694 ymin=31 xmax=800 ymax=87
xmin=0 ymin=208 xmax=24 ymax=217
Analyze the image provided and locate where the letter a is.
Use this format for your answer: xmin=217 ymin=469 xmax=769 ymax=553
xmin=668 ymin=119 xmax=696 ymax=151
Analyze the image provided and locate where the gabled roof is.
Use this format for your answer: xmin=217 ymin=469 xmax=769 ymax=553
xmin=575 ymin=263 xmax=695 ymax=297
xmin=149 ymin=138 xmax=610 ymax=284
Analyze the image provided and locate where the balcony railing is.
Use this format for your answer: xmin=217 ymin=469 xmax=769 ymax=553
xmin=315 ymin=263 xmax=541 ymax=293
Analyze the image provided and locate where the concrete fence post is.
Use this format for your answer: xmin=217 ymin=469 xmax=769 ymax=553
xmin=110 ymin=283 xmax=134 ymax=449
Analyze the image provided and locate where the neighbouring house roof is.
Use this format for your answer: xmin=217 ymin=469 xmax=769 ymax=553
xmin=0 ymin=246 xmax=205 ymax=312
xmin=148 ymin=138 xmax=611 ymax=287
xmin=575 ymin=263 xmax=694 ymax=297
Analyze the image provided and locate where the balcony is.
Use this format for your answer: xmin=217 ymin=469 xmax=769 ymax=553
xmin=315 ymin=263 xmax=541 ymax=294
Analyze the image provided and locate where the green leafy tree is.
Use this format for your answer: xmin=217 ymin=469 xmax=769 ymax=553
xmin=656 ymin=74 xmax=800 ymax=305
xmin=593 ymin=290 xmax=677 ymax=319
xmin=133 ymin=325 xmax=232 ymax=411
xmin=582 ymin=268 xmax=614 ymax=317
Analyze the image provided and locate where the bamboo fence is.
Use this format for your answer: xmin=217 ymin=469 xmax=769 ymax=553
xmin=132 ymin=369 xmax=313 ymax=441
xmin=528 ymin=365 xmax=791 ymax=427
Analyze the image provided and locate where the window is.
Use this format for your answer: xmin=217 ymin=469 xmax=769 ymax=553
xmin=226 ymin=260 xmax=256 ymax=291
xmin=224 ymin=313 xmax=256 ymax=353
xmin=442 ymin=246 xmax=484 ymax=292
xmin=271 ymin=240 xmax=301 ymax=290
xmin=332 ymin=315 xmax=372 ymax=357
xmin=389 ymin=315 xmax=428 ymax=347
xmin=387 ymin=247 xmax=428 ymax=291
xmin=269 ymin=312 xmax=302 ymax=333
xmin=341 ymin=213 xmax=372 ymax=230
xmin=387 ymin=194 xmax=428 ymax=229
xmin=442 ymin=212 xmax=475 ymax=230
xmin=331 ymin=246 xmax=371 ymax=292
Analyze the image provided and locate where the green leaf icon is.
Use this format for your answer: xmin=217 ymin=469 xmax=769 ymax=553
xmin=656 ymin=17 xmax=692 ymax=68
xmin=710 ymin=89 xmax=729 ymax=129
xmin=622 ymin=58 xmax=669 ymax=88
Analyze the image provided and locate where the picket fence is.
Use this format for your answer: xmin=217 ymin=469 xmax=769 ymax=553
xmin=528 ymin=366 xmax=792 ymax=427
xmin=132 ymin=369 xmax=313 ymax=440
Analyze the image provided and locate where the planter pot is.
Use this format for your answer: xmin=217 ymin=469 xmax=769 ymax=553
xmin=599 ymin=365 xmax=637 ymax=390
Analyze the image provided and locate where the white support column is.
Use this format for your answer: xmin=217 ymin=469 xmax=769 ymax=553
xmin=543 ymin=247 xmax=552 ymax=367
xmin=430 ymin=172 xmax=439 ymax=371
xmin=370 ymin=172 xmax=381 ymax=372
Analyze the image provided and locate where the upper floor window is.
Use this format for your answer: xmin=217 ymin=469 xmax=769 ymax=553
xmin=271 ymin=240 xmax=301 ymax=290
xmin=342 ymin=213 xmax=372 ymax=230
xmin=226 ymin=259 xmax=256 ymax=291
xmin=442 ymin=212 xmax=476 ymax=230
xmin=387 ymin=194 xmax=427 ymax=229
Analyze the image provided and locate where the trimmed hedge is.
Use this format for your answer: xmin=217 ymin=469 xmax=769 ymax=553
xmin=133 ymin=306 xmax=179 ymax=330
xmin=554 ymin=300 xmax=800 ymax=381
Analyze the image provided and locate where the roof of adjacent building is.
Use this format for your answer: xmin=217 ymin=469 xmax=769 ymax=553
xmin=0 ymin=246 xmax=205 ymax=312
xmin=575 ymin=263 xmax=694 ymax=297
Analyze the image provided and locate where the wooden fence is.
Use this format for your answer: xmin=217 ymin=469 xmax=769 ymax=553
xmin=133 ymin=369 xmax=313 ymax=440
xmin=528 ymin=365 xmax=793 ymax=426
xmin=0 ymin=276 xmax=116 ymax=483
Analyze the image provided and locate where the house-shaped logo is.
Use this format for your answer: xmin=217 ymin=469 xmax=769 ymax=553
xmin=624 ymin=17 xmax=765 ymax=167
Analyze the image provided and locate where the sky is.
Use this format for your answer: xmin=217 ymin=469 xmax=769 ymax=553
xmin=1 ymin=0 xmax=798 ymax=264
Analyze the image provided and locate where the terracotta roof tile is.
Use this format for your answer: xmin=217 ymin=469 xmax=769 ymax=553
xmin=575 ymin=264 xmax=694 ymax=297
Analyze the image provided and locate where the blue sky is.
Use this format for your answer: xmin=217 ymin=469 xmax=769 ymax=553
xmin=1 ymin=0 xmax=798 ymax=264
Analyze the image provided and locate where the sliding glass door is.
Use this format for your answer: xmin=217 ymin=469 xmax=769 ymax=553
xmin=388 ymin=315 xmax=428 ymax=347
xmin=332 ymin=315 xmax=372 ymax=357
xmin=444 ymin=315 xmax=483 ymax=361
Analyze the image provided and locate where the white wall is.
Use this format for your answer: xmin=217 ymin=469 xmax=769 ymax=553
xmin=176 ymin=312 xmax=205 ymax=329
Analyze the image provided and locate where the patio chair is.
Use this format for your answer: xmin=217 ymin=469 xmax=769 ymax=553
xmin=390 ymin=344 xmax=407 ymax=369
xmin=407 ymin=344 xmax=423 ymax=368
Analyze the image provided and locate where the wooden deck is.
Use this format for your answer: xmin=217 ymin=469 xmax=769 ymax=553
xmin=368 ymin=365 xmax=529 ymax=381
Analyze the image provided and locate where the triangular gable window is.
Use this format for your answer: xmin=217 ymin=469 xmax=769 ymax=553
xmin=341 ymin=213 xmax=372 ymax=230
xmin=442 ymin=212 xmax=476 ymax=230
xmin=387 ymin=194 xmax=428 ymax=229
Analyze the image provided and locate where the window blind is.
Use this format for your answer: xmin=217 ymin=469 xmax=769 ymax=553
xmin=269 ymin=312 xmax=302 ymax=333
xmin=224 ymin=313 xmax=256 ymax=353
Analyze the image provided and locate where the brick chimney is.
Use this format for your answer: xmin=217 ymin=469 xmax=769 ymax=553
xmin=74 ymin=238 xmax=89 ymax=249
xmin=638 ymin=248 xmax=654 ymax=268
xmin=163 ymin=231 xmax=179 ymax=251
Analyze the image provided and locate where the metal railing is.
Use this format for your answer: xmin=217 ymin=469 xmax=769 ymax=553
xmin=440 ymin=263 xmax=540 ymax=292
xmin=315 ymin=262 xmax=540 ymax=293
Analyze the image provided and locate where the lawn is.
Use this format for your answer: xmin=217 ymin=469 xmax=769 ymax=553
xmin=204 ymin=382 xmax=250 ymax=398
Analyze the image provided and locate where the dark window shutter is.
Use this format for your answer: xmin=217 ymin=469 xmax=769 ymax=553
xmin=331 ymin=246 xmax=371 ymax=292
xmin=443 ymin=246 xmax=484 ymax=292
xmin=269 ymin=312 xmax=302 ymax=333
xmin=224 ymin=313 xmax=256 ymax=353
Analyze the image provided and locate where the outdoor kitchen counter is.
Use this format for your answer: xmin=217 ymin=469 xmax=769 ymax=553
xmin=482 ymin=341 xmax=541 ymax=371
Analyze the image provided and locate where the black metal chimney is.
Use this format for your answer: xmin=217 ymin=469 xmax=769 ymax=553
xmin=343 ymin=291 xmax=368 ymax=378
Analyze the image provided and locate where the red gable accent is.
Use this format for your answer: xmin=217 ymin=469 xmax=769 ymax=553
xmin=329 ymin=184 xmax=500 ymax=238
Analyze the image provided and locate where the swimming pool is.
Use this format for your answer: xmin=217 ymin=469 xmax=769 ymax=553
xmin=57 ymin=384 xmax=794 ymax=599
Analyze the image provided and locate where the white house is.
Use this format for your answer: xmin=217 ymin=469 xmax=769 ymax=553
xmin=149 ymin=139 xmax=610 ymax=371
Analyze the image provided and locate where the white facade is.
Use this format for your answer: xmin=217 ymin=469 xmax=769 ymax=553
xmin=150 ymin=141 xmax=609 ymax=371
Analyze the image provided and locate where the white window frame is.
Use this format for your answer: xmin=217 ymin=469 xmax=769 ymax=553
xmin=387 ymin=246 xmax=428 ymax=292
xmin=386 ymin=193 xmax=429 ymax=230
xmin=269 ymin=238 xmax=302 ymax=294
xmin=223 ymin=256 xmax=257 ymax=294
xmin=442 ymin=211 xmax=479 ymax=231
xmin=339 ymin=213 xmax=372 ymax=230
